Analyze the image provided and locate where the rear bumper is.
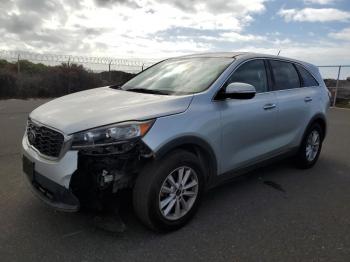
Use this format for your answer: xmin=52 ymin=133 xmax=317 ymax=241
xmin=24 ymin=168 xmax=80 ymax=212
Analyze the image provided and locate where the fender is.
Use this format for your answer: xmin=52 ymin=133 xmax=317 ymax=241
xmin=154 ymin=136 xmax=218 ymax=179
xmin=302 ymin=113 xmax=327 ymax=141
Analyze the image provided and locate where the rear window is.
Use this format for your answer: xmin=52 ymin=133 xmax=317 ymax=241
xmin=270 ymin=60 xmax=300 ymax=90
xmin=295 ymin=64 xmax=319 ymax=87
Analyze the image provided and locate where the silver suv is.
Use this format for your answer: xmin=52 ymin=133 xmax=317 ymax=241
xmin=22 ymin=52 xmax=329 ymax=231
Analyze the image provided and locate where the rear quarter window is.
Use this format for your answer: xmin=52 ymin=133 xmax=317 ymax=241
xmin=295 ymin=64 xmax=319 ymax=87
xmin=270 ymin=60 xmax=300 ymax=90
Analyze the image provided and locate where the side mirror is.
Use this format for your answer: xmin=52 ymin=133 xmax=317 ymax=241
xmin=220 ymin=82 xmax=256 ymax=100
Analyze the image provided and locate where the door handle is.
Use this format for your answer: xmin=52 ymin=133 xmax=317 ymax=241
xmin=263 ymin=103 xmax=276 ymax=110
xmin=304 ymin=97 xmax=313 ymax=102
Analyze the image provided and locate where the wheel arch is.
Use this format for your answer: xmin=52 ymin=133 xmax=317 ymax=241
xmin=304 ymin=113 xmax=327 ymax=141
xmin=154 ymin=136 xmax=218 ymax=184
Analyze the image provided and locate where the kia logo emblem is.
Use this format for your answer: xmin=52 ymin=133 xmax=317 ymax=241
xmin=28 ymin=130 xmax=36 ymax=144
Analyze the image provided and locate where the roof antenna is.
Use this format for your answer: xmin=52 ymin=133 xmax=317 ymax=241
xmin=277 ymin=50 xmax=281 ymax=56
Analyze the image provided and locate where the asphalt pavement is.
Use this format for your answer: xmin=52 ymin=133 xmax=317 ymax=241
xmin=0 ymin=99 xmax=349 ymax=262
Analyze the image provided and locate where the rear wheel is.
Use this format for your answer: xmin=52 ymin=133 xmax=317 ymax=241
xmin=295 ymin=123 xmax=323 ymax=169
xmin=133 ymin=150 xmax=204 ymax=232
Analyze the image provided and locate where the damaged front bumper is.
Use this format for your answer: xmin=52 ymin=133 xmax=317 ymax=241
xmin=22 ymin=135 xmax=80 ymax=211
xmin=23 ymin=156 xmax=80 ymax=212
xmin=22 ymin=134 xmax=153 ymax=212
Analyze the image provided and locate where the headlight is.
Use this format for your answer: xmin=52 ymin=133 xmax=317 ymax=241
xmin=71 ymin=120 xmax=154 ymax=149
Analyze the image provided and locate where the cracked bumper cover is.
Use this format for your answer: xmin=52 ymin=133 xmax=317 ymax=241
xmin=22 ymin=135 xmax=80 ymax=212
xmin=24 ymin=168 xmax=80 ymax=212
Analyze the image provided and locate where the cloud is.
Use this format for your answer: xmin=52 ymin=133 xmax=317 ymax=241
xmin=152 ymin=27 xmax=270 ymax=45
xmin=329 ymin=27 xmax=350 ymax=41
xmin=0 ymin=0 xmax=60 ymax=34
xmin=0 ymin=13 xmax=40 ymax=34
xmin=278 ymin=8 xmax=350 ymax=22
xmin=94 ymin=0 xmax=140 ymax=8
xmin=0 ymin=0 xmax=349 ymax=67
xmin=17 ymin=0 xmax=62 ymax=14
xmin=240 ymin=43 xmax=350 ymax=66
xmin=64 ymin=0 xmax=267 ymax=46
xmin=0 ymin=0 xmax=268 ymax=58
xmin=93 ymin=0 xmax=267 ymax=15
xmin=304 ymin=0 xmax=337 ymax=5
xmin=219 ymin=32 xmax=267 ymax=42
xmin=178 ymin=0 xmax=265 ymax=15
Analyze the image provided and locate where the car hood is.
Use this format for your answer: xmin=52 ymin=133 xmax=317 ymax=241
xmin=30 ymin=87 xmax=193 ymax=134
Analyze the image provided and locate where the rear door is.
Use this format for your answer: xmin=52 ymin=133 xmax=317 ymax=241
xmin=268 ymin=59 xmax=317 ymax=150
xmin=219 ymin=59 xmax=280 ymax=174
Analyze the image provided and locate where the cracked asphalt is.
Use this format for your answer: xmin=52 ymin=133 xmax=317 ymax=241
xmin=0 ymin=99 xmax=349 ymax=261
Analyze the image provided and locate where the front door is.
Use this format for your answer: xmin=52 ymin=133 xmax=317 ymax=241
xmin=219 ymin=59 xmax=280 ymax=174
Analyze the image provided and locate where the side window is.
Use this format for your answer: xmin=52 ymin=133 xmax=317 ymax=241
xmin=226 ymin=60 xmax=267 ymax=93
xmin=270 ymin=60 xmax=300 ymax=90
xmin=295 ymin=64 xmax=319 ymax=87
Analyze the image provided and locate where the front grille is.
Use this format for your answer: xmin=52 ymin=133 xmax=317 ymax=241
xmin=26 ymin=119 xmax=64 ymax=158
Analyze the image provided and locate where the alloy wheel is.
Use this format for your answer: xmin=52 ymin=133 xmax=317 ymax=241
xmin=159 ymin=166 xmax=199 ymax=221
xmin=306 ymin=130 xmax=320 ymax=162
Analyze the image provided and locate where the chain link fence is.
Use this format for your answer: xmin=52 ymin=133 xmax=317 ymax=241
xmin=1 ymin=50 xmax=350 ymax=107
xmin=318 ymin=65 xmax=350 ymax=108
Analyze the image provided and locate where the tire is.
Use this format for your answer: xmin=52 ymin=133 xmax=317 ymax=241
xmin=295 ymin=123 xmax=324 ymax=169
xmin=133 ymin=149 xmax=205 ymax=232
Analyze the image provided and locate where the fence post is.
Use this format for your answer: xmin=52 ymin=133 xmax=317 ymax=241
xmin=67 ymin=56 xmax=71 ymax=94
xmin=109 ymin=60 xmax=112 ymax=82
xmin=333 ymin=65 xmax=342 ymax=107
xmin=17 ymin=54 xmax=20 ymax=74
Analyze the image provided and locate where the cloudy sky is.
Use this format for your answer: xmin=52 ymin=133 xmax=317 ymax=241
xmin=0 ymin=0 xmax=350 ymax=65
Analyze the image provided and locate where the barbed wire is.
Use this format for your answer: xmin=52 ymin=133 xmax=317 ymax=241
xmin=0 ymin=50 xmax=158 ymax=68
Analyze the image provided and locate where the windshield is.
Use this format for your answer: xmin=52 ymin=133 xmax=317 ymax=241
xmin=120 ymin=57 xmax=234 ymax=95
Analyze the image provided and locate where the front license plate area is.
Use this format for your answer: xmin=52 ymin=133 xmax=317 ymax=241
xmin=23 ymin=155 xmax=35 ymax=181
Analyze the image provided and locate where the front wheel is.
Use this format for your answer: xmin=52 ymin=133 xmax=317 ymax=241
xmin=133 ymin=150 xmax=204 ymax=232
xmin=295 ymin=123 xmax=323 ymax=169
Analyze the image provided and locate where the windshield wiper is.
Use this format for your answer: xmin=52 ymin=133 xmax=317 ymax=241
xmin=126 ymin=88 xmax=171 ymax=95
xmin=109 ymin=84 xmax=120 ymax=89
